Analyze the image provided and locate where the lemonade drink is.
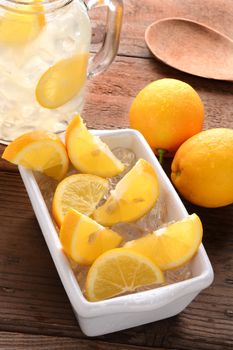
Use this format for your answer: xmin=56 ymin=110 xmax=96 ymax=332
xmin=0 ymin=0 xmax=91 ymax=143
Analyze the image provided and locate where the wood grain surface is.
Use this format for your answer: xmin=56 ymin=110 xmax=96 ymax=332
xmin=0 ymin=0 xmax=233 ymax=349
xmin=90 ymin=0 xmax=233 ymax=58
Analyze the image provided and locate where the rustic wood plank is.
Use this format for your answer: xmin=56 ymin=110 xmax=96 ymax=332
xmin=0 ymin=332 xmax=166 ymax=350
xmin=90 ymin=0 xmax=233 ymax=58
xmin=0 ymin=6 xmax=233 ymax=348
xmin=162 ymin=200 xmax=233 ymax=350
xmin=0 ymin=145 xmax=18 ymax=172
xmin=0 ymin=171 xmax=173 ymax=346
xmin=1 ymin=55 xmax=233 ymax=172
xmin=83 ymin=55 xmax=233 ymax=131
xmin=0 ymin=54 xmax=233 ymax=348
xmin=0 ymin=173 xmax=232 ymax=349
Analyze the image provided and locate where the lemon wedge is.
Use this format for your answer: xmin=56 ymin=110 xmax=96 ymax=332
xmin=65 ymin=115 xmax=125 ymax=177
xmin=60 ymin=209 xmax=122 ymax=265
xmin=2 ymin=131 xmax=69 ymax=180
xmin=86 ymin=248 xmax=164 ymax=301
xmin=0 ymin=1 xmax=45 ymax=45
xmin=124 ymin=214 xmax=203 ymax=270
xmin=93 ymin=158 xmax=159 ymax=226
xmin=36 ymin=53 xmax=88 ymax=109
xmin=52 ymin=174 xmax=109 ymax=227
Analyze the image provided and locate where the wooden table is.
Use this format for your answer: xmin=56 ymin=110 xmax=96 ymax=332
xmin=0 ymin=0 xmax=233 ymax=349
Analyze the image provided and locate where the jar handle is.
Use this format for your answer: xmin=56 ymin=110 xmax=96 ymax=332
xmin=86 ymin=0 xmax=123 ymax=77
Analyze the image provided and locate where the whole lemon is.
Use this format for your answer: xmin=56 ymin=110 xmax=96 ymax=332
xmin=171 ymin=128 xmax=233 ymax=208
xmin=129 ymin=78 xmax=204 ymax=157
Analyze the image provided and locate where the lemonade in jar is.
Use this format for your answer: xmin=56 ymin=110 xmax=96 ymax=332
xmin=0 ymin=0 xmax=123 ymax=143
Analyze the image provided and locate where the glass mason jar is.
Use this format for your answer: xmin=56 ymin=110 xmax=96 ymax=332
xmin=0 ymin=0 xmax=123 ymax=143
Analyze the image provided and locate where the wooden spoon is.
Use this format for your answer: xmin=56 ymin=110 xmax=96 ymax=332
xmin=145 ymin=17 xmax=233 ymax=81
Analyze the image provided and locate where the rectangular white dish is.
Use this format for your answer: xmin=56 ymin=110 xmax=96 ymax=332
xmin=19 ymin=128 xmax=214 ymax=336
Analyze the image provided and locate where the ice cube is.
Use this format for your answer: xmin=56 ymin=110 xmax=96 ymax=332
xmin=135 ymin=195 xmax=167 ymax=233
xmin=112 ymin=222 xmax=146 ymax=243
xmin=55 ymin=34 xmax=78 ymax=54
xmin=107 ymin=148 xmax=137 ymax=192
xmin=19 ymin=55 xmax=50 ymax=85
xmin=112 ymin=147 xmax=136 ymax=171
xmin=165 ymin=263 xmax=192 ymax=283
xmin=35 ymin=173 xmax=58 ymax=210
xmin=74 ymin=264 xmax=89 ymax=293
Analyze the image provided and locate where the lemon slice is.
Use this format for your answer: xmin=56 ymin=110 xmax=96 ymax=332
xmin=2 ymin=131 xmax=69 ymax=180
xmin=36 ymin=53 xmax=88 ymax=109
xmin=65 ymin=115 xmax=125 ymax=177
xmin=60 ymin=209 xmax=122 ymax=265
xmin=86 ymin=248 xmax=164 ymax=301
xmin=124 ymin=214 xmax=203 ymax=270
xmin=52 ymin=174 xmax=109 ymax=227
xmin=93 ymin=158 xmax=159 ymax=226
xmin=0 ymin=1 xmax=45 ymax=45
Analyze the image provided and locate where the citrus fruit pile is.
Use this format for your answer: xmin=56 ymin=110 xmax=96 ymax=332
xmin=129 ymin=78 xmax=233 ymax=208
xmin=2 ymin=115 xmax=203 ymax=301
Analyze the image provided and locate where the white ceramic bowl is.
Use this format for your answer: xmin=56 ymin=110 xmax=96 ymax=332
xmin=19 ymin=129 xmax=214 ymax=336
